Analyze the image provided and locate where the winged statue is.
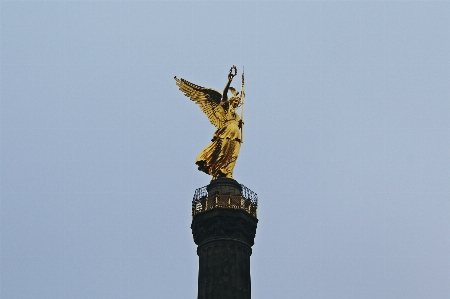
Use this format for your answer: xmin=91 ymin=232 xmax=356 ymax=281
xmin=175 ymin=66 xmax=245 ymax=180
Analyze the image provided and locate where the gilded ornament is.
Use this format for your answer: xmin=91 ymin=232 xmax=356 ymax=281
xmin=175 ymin=66 xmax=245 ymax=180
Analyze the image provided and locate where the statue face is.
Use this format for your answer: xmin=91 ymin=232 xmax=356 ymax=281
xmin=229 ymin=96 xmax=240 ymax=108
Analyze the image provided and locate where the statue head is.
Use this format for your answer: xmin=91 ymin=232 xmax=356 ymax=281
xmin=229 ymin=96 xmax=241 ymax=108
xmin=228 ymin=87 xmax=241 ymax=108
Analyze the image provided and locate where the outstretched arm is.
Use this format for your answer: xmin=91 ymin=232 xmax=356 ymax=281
xmin=222 ymin=66 xmax=236 ymax=102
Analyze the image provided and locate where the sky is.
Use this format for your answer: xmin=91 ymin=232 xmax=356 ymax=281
xmin=1 ymin=1 xmax=449 ymax=299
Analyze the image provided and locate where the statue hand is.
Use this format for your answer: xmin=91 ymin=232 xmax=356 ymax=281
xmin=238 ymin=120 xmax=244 ymax=129
xmin=228 ymin=65 xmax=237 ymax=81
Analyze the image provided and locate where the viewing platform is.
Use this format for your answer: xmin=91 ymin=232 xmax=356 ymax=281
xmin=192 ymin=178 xmax=258 ymax=218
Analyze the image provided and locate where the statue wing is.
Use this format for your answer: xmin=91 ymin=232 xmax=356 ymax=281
xmin=174 ymin=77 xmax=225 ymax=129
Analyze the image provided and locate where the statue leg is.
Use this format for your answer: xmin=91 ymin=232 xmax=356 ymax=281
xmin=219 ymin=140 xmax=240 ymax=179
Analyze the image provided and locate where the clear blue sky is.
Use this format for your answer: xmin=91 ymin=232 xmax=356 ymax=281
xmin=1 ymin=1 xmax=449 ymax=299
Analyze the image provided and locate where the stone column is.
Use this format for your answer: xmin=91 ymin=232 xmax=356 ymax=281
xmin=191 ymin=178 xmax=258 ymax=299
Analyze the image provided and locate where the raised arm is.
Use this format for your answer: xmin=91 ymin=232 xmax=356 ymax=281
xmin=222 ymin=66 xmax=237 ymax=102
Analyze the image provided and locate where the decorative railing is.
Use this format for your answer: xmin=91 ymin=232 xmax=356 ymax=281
xmin=192 ymin=184 xmax=258 ymax=217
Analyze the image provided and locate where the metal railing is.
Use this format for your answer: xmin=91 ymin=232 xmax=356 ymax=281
xmin=192 ymin=184 xmax=258 ymax=218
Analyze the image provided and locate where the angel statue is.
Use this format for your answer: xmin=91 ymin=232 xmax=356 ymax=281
xmin=174 ymin=66 xmax=245 ymax=180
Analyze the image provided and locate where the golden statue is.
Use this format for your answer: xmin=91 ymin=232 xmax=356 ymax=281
xmin=175 ymin=66 xmax=245 ymax=180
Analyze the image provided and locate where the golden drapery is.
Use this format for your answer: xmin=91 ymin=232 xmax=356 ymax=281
xmin=196 ymin=109 xmax=241 ymax=179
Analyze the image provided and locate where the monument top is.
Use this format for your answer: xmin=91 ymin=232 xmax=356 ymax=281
xmin=175 ymin=66 xmax=245 ymax=180
xmin=192 ymin=178 xmax=258 ymax=218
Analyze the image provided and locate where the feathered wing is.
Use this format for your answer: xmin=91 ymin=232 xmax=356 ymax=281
xmin=174 ymin=77 xmax=225 ymax=129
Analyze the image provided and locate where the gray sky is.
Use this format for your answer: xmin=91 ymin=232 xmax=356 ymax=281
xmin=1 ymin=1 xmax=449 ymax=299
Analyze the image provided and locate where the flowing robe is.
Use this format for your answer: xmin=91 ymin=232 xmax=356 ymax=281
xmin=196 ymin=107 xmax=241 ymax=179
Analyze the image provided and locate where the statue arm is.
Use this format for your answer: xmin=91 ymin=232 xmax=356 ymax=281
xmin=222 ymin=66 xmax=236 ymax=102
xmin=222 ymin=76 xmax=233 ymax=102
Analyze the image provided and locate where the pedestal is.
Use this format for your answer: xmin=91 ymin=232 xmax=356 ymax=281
xmin=191 ymin=178 xmax=258 ymax=299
